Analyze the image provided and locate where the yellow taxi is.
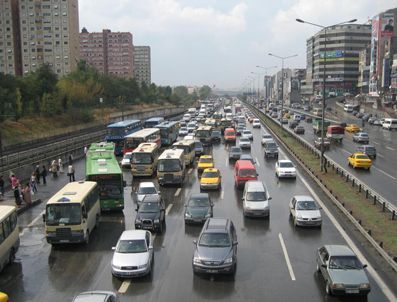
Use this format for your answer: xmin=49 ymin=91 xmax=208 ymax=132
xmin=283 ymin=112 xmax=291 ymax=119
xmin=0 ymin=292 xmax=9 ymax=302
xmin=345 ymin=124 xmax=361 ymax=133
xmin=200 ymin=168 xmax=222 ymax=190
xmin=197 ymin=155 xmax=214 ymax=173
xmin=348 ymin=152 xmax=372 ymax=170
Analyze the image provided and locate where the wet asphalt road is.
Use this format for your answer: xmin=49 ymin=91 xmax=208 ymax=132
xmin=0 ymin=122 xmax=392 ymax=302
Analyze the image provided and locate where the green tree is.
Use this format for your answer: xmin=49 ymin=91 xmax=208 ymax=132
xmin=199 ymin=85 xmax=212 ymax=99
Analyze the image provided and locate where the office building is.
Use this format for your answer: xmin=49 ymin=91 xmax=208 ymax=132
xmin=357 ymin=44 xmax=371 ymax=93
xmin=133 ymin=46 xmax=151 ymax=85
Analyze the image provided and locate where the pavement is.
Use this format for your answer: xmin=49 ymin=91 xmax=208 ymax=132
xmin=0 ymin=118 xmax=395 ymax=302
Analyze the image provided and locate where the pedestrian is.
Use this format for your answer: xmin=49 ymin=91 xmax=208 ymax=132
xmin=30 ymin=172 xmax=38 ymax=194
xmin=35 ymin=165 xmax=41 ymax=184
xmin=0 ymin=175 xmax=4 ymax=200
xmin=58 ymin=158 xmax=64 ymax=173
xmin=41 ymin=165 xmax=47 ymax=184
xmin=51 ymin=160 xmax=58 ymax=177
xmin=68 ymin=153 xmax=74 ymax=165
xmin=10 ymin=174 xmax=22 ymax=206
xmin=67 ymin=164 xmax=75 ymax=182
xmin=22 ymin=183 xmax=32 ymax=205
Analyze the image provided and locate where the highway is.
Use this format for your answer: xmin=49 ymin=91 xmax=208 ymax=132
xmin=0 ymin=113 xmax=394 ymax=302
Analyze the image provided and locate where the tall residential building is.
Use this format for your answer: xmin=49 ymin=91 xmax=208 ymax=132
xmin=133 ymin=46 xmax=151 ymax=85
xmin=18 ymin=0 xmax=79 ymax=76
xmin=80 ymin=28 xmax=134 ymax=78
xmin=306 ymin=24 xmax=371 ymax=96
xmin=0 ymin=0 xmax=22 ymax=75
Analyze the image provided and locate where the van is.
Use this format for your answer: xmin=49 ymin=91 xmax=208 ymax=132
xmin=344 ymin=104 xmax=354 ymax=112
xmin=234 ymin=160 xmax=258 ymax=189
xmin=382 ymin=118 xmax=397 ymax=130
xmin=224 ymin=128 xmax=236 ymax=143
xmin=242 ymin=181 xmax=271 ymax=217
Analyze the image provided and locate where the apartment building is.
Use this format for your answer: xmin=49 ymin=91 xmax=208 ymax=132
xmin=133 ymin=46 xmax=151 ymax=85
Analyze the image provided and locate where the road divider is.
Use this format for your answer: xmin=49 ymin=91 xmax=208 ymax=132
xmin=118 ymin=280 xmax=131 ymax=294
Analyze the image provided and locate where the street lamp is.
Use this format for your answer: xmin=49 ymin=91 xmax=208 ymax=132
xmin=256 ymin=65 xmax=277 ymax=107
xmin=296 ymin=18 xmax=357 ymax=172
xmin=268 ymin=53 xmax=298 ymax=126
xmin=251 ymin=72 xmax=262 ymax=106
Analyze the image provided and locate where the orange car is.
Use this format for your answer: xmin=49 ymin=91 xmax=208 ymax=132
xmin=224 ymin=128 xmax=236 ymax=143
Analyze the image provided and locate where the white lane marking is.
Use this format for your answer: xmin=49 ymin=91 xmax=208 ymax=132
xmin=372 ymin=141 xmax=379 ymax=145
xmin=188 ymin=168 xmax=193 ymax=174
xmin=373 ymin=167 xmax=397 ymax=180
xmin=20 ymin=210 xmax=45 ymax=236
xmin=377 ymin=153 xmax=384 ymax=158
xmin=174 ymin=188 xmax=181 ymax=197
xmin=225 ymin=158 xmax=228 ymax=167
xmin=165 ymin=203 xmax=173 ymax=215
xmin=278 ymin=233 xmax=296 ymax=281
xmin=255 ymin=157 xmax=260 ymax=167
xmin=118 ymin=280 xmax=131 ymax=294
xmin=299 ymin=173 xmax=397 ymax=301
xmin=221 ymin=190 xmax=224 ymax=200
xmin=386 ymin=146 xmax=395 ymax=151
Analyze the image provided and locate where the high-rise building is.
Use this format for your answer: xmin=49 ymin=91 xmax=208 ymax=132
xmin=306 ymin=24 xmax=371 ymax=96
xmin=357 ymin=44 xmax=371 ymax=93
xmin=79 ymin=28 xmax=134 ymax=78
xmin=17 ymin=0 xmax=79 ymax=76
xmin=133 ymin=46 xmax=151 ymax=85
xmin=0 ymin=0 xmax=22 ymax=75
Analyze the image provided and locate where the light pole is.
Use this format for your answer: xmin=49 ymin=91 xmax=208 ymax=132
xmin=251 ymin=72 xmax=262 ymax=106
xmin=256 ymin=65 xmax=277 ymax=107
xmin=268 ymin=53 xmax=298 ymax=126
xmin=296 ymin=18 xmax=357 ymax=172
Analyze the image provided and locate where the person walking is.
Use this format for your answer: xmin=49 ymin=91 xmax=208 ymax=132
xmin=30 ymin=172 xmax=38 ymax=194
xmin=58 ymin=158 xmax=64 ymax=173
xmin=10 ymin=174 xmax=22 ymax=206
xmin=35 ymin=165 xmax=41 ymax=184
xmin=22 ymin=183 xmax=32 ymax=205
xmin=51 ymin=160 xmax=58 ymax=177
xmin=68 ymin=153 xmax=74 ymax=165
xmin=41 ymin=165 xmax=47 ymax=184
xmin=68 ymin=164 xmax=75 ymax=182
xmin=0 ymin=175 xmax=4 ymax=200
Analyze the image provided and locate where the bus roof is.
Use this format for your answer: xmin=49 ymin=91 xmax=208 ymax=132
xmin=107 ymin=119 xmax=141 ymax=128
xmin=124 ymin=128 xmax=159 ymax=138
xmin=86 ymin=154 xmax=122 ymax=175
xmin=145 ymin=117 xmax=164 ymax=122
xmin=197 ymin=125 xmax=212 ymax=131
xmin=132 ymin=142 xmax=159 ymax=153
xmin=88 ymin=142 xmax=115 ymax=152
xmin=158 ymin=148 xmax=184 ymax=160
xmin=155 ymin=121 xmax=179 ymax=129
xmin=47 ymin=181 xmax=97 ymax=205
xmin=173 ymin=139 xmax=195 ymax=146
xmin=0 ymin=205 xmax=16 ymax=222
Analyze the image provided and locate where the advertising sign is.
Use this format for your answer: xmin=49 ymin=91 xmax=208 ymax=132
xmin=381 ymin=13 xmax=394 ymax=37
xmin=319 ymin=50 xmax=344 ymax=59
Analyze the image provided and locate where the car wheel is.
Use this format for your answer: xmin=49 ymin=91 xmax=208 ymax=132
xmin=9 ymin=248 xmax=16 ymax=264
xmin=325 ymin=280 xmax=332 ymax=295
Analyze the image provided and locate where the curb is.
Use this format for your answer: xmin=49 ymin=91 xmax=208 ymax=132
xmin=16 ymin=199 xmax=42 ymax=216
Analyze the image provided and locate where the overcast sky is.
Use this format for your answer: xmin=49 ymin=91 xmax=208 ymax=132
xmin=79 ymin=0 xmax=396 ymax=89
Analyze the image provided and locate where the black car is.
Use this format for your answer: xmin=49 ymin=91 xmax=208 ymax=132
xmin=184 ymin=193 xmax=213 ymax=224
xmin=294 ymin=125 xmax=305 ymax=134
xmin=263 ymin=140 xmax=279 ymax=159
xmin=289 ymin=120 xmax=299 ymax=129
xmin=135 ymin=195 xmax=166 ymax=233
xmin=211 ymin=130 xmax=222 ymax=143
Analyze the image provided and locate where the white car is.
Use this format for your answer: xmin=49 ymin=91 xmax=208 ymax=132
xmin=111 ymin=230 xmax=154 ymax=278
xmin=184 ymin=135 xmax=195 ymax=140
xmin=252 ymin=119 xmax=261 ymax=128
xmin=179 ymin=127 xmax=188 ymax=136
xmin=261 ymin=133 xmax=273 ymax=145
xmin=183 ymin=113 xmax=192 ymax=122
xmin=239 ymin=136 xmax=251 ymax=149
xmin=242 ymin=129 xmax=253 ymax=140
xmin=275 ymin=160 xmax=296 ymax=178
xmin=134 ymin=182 xmax=160 ymax=204
xmin=289 ymin=195 xmax=322 ymax=228
xmin=73 ymin=291 xmax=117 ymax=302
xmin=120 ymin=152 xmax=132 ymax=168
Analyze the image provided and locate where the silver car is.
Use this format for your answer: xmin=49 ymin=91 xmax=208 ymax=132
xmin=134 ymin=182 xmax=160 ymax=204
xmin=289 ymin=195 xmax=322 ymax=228
xmin=111 ymin=230 xmax=154 ymax=278
xmin=73 ymin=291 xmax=117 ymax=302
xmin=352 ymin=132 xmax=369 ymax=144
xmin=316 ymin=245 xmax=370 ymax=296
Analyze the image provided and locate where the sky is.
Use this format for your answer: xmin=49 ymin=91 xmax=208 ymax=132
xmin=79 ymin=0 xmax=396 ymax=90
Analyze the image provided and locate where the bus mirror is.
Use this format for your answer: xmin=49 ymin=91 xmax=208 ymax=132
xmin=42 ymin=213 xmax=46 ymax=222
xmin=83 ymin=212 xmax=88 ymax=219
xmin=123 ymin=181 xmax=127 ymax=187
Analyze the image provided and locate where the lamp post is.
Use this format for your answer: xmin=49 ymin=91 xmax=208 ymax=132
xmin=268 ymin=53 xmax=298 ymax=126
xmin=296 ymin=18 xmax=357 ymax=172
xmin=251 ymin=72 xmax=262 ymax=106
xmin=256 ymin=65 xmax=277 ymax=107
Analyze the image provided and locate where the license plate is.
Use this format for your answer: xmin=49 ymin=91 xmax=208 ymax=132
xmin=207 ymin=269 xmax=218 ymax=273
xmin=59 ymin=240 xmax=69 ymax=243
xmin=346 ymin=289 xmax=359 ymax=294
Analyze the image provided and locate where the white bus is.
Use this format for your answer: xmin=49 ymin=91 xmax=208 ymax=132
xmin=172 ymin=139 xmax=195 ymax=166
xmin=123 ymin=128 xmax=161 ymax=154
xmin=43 ymin=181 xmax=100 ymax=245
xmin=131 ymin=142 xmax=161 ymax=177
xmin=157 ymin=149 xmax=185 ymax=186
xmin=0 ymin=206 xmax=19 ymax=272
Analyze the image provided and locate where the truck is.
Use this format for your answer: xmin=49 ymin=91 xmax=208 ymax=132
xmin=313 ymin=119 xmax=331 ymax=135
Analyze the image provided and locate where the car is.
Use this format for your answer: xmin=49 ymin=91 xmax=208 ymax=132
xmin=135 ymin=195 xmax=166 ymax=233
xmin=252 ymin=119 xmax=261 ymax=128
xmin=111 ymin=230 xmax=154 ymax=278
xmin=288 ymin=120 xmax=299 ymax=129
xmin=372 ymin=119 xmax=382 ymax=126
xmin=236 ymin=125 xmax=245 ymax=136
xmin=289 ymin=195 xmax=322 ymax=228
xmin=263 ymin=140 xmax=279 ymax=159
xmin=362 ymin=114 xmax=372 ymax=121
xmin=184 ymin=135 xmax=195 ymax=140
xmin=275 ymin=160 xmax=296 ymax=178
xmin=303 ymin=105 xmax=310 ymax=111
xmin=305 ymin=116 xmax=313 ymax=123
xmin=316 ymin=245 xmax=370 ymax=296
xmin=242 ymin=129 xmax=253 ymax=140
xmin=314 ymin=137 xmax=330 ymax=150
xmin=211 ymin=130 xmax=222 ymax=143
xmin=134 ymin=181 xmax=160 ymax=204
xmin=356 ymin=112 xmax=364 ymax=119
xmin=356 ymin=145 xmax=376 ymax=159
xmin=352 ymin=110 xmax=358 ymax=116
xmin=240 ymin=154 xmax=255 ymax=164
xmin=200 ymin=168 xmax=222 ymax=190
xmin=352 ymin=132 xmax=369 ymax=144
xmin=242 ymin=181 xmax=271 ymax=218
xmin=179 ymin=127 xmax=188 ymax=136
xmin=368 ymin=117 xmax=376 ymax=124
xmin=229 ymin=147 xmax=242 ymax=160
xmin=345 ymin=124 xmax=361 ymax=133
xmin=239 ymin=136 xmax=251 ymax=149
xmin=184 ymin=193 xmax=213 ymax=224
xmin=280 ymin=118 xmax=288 ymax=124
xmin=197 ymin=155 xmax=214 ymax=173
xmin=294 ymin=125 xmax=305 ymax=134
xmin=194 ymin=141 xmax=204 ymax=156
xmin=271 ymin=112 xmax=278 ymax=118
xmin=120 ymin=152 xmax=132 ymax=168
xmin=0 ymin=293 xmax=9 ymax=302
xmin=192 ymin=218 xmax=238 ymax=275
xmin=348 ymin=152 xmax=372 ymax=170
xmin=261 ymin=133 xmax=273 ymax=145
xmin=73 ymin=291 xmax=117 ymax=302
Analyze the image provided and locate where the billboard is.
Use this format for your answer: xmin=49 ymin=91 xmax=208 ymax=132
xmin=319 ymin=50 xmax=345 ymax=59
xmin=381 ymin=13 xmax=394 ymax=37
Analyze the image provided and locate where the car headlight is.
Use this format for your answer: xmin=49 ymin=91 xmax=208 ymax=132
xmin=193 ymin=257 xmax=201 ymax=264
xmin=185 ymin=212 xmax=192 ymax=218
xmin=135 ymin=219 xmax=141 ymax=224
xmin=224 ymin=257 xmax=233 ymax=264
xmin=154 ymin=219 xmax=160 ymax=224
xmin=332 ymin=283 xmax=345 ymax=289
xmin=359 ymin=283 xmax=370 ymax=289
xmin=296 ymin=214 xmax=303 ymax=220
xmin=138 ymin=263 xmax=148 ymax=269
xmin=112 ymin=263 xmax=121 ymax=270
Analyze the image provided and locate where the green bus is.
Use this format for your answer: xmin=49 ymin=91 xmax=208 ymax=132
xmin=85 ymin=142 xmax=125 ymax=211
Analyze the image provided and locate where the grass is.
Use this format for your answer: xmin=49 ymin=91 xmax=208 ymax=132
xmin=256 ymin=107 xmax=397 ymax=258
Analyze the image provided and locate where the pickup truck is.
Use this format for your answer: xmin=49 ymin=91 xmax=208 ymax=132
xmin=313 ymin=119 xmax=331 ymax=135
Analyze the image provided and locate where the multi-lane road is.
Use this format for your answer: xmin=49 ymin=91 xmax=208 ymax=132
xmin=1 ymin=114 xmax=395 ymax=302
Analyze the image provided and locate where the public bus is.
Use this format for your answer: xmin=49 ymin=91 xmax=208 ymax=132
xmin=155 ymin=121 xmax=179 ymax=146
xmin=144 ymin=117 xmax=165 ymax=128
xmin=172 ymin=139 xmax=195 ymax=166
xmin=131 ymin=143 xmax=161 ymax=177
xmin=43 ymin=181 xmax=100 ymax=244
xmin=0 ymin=206 xmax=19 ymax=272
xmin=105 ymin=119 xmax=142 ymax=156
xmin=196 ymin=125 xmax=213 ymax=145
xmin=157 ymin=149 xmax=185 ymax=186
xmin=86 ymin=144 xmax=125 ymax=211
xmin=123 ymin=128 xmax=161 ymax=154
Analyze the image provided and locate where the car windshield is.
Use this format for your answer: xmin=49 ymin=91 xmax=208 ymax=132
xmin=329 ymin=256 xmax=362 ymax=270
xmin=158 ymin=159 xmax=182 ymax=172
xmin=279 ymin=161 xmax=294 ymax=168
xmin=46 ymin=204 xmax=81 ymax=226
xmin=246 ymin=191 xmax=266 ymax=201
xmin=116 ymin=239 xmax=147 ymax=253
xmin=240 ymin=155 xmax=253 ymax=161
xmin=263 ymin=134 xmax=272 ymax=139
xmin=139 ymin=202 xmax=161 ymax=213
xmin=180 ymin=127 xmax=187 ymax=131
xmin=365 ymin=146 xmax=375 ymax=152
xmin=123 ymin=154 xmax=131 ymax=160
xmin=200 ymin=158 xmax=213 ymax=163
xmin=266 ymin=143 xmax=277 ymax=149
xmin=359 ymin=133 xmax=368 ymax=137
xmin=243 ymin=131 xmax=251 ymax=135
xmin=296 ymin=200 xmax=317 ymax=210
xmin=199 ymin=233 xmax=231 ymax=247
xmin=138 ymin=186 xmax=157 ymax=195
xmin=239 ymin=169 xmax=256 ymax=177
xmin=356 ymin=155 xmax=369 ymax=160
xmin=188 ymin=196 xmax=210 ymax=207
xmin=231 ymin=148 xmax=241 ymax=153
xmin=194 ymin=142 xmax=203 ymax=148
xmin=202 ymin=171 xmax=218 ymax=178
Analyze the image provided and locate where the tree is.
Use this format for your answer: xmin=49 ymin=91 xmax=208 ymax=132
xmin=199 ymin=85 xmax=212 ymax=99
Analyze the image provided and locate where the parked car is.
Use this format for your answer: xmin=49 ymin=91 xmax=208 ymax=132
xmin=368 ymin=117 xmax=376 ymax=124
xmin=372 ymin=119 xmax=382 ymax=126
xmin=242 ymin=181 xmax=271 ymax=218
xmin=184 ymin=193 xmax=213 ymax=224
xmin=192 ymin=218 xmax=238 ymax=275
xmin=263 ymin=140 xmax=279 ymax=159
xmin=305 ymin=117 xmax=313 ymax=123
xmin=135 ymin=195 xmax=166 ymax=233
xmin=111 ymin=230 xmax=154 ymax=278
xmin=275 ymin=160 xmax=296 ymax=178
xmin=294 ymin=125 xmax=305 ymax=134
xmin=348 ymin=153 xmax=372 ymax=170
xmin=356 ymin=145 xmax=376 ymax=159
xmin=120 ymin=152 xmax=132 ymax=168
xmin=239 ymin=136 xmax=251 ymax=149
xmin=316 ymin=245 xmax=370 ymax=296
xmin=314 ymin=137 xmax=330 ymax=150
xmin=73 ymin=291 xmax=117 ymax=302
xmin=352 ymin=132 xmax=369 ymax=144
xmin=134 ymin=182 xmax=160 ymax=204
xmin=356 ymin=112 xmax=364 ymax=119
xmin=229 ymin=147 xmax=242 ymax=161
xmin=361 ymin=113 xmax=372 ymax=121
xmin=289 ymin=195 xmax=322 ymax=228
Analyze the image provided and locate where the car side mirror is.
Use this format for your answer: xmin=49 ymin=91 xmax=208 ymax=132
xmin=363 ymin=264 xmax=367 ymax=268
xmin=193 ymin=240 xmax=197 ymax=245
xmin=233 ymin=241 xmax=238 ymax=246
xmin=123 ymin=180 xmax=127 ymax=187
xmin=321 ymin=264 xmax=327 ymax=268
xmin=112 ymin=246 xmax=116 ymax=251
xmin=268 ymin=197 xmax=272 ymax=200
